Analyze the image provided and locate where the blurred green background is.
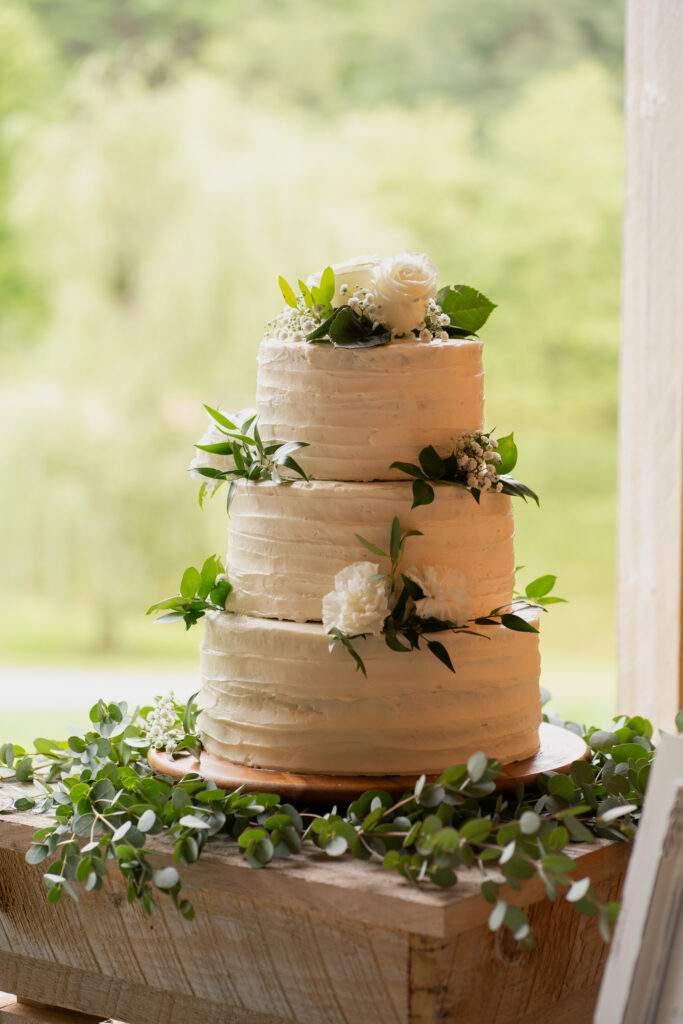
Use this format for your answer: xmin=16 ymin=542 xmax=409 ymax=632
xmin=0 ymin=0 xmax=623 ymax=747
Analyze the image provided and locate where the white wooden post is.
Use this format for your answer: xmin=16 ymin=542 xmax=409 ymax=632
xmin=618 ymin=0 xmax=683 ymax=728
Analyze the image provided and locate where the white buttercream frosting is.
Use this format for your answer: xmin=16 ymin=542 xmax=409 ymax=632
xmin=198 ymin=608 xmax=541 ymax=775
xmin=224 ymin=479 xmax=514 ymax=622
xmin=255 ymin=335 xmax=484 ymax=481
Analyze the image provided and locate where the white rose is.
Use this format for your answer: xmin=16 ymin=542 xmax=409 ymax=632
xmin=372 ymin=251 xmax=438 ymax=334
xmin=189 ymin=415 xmax=235 ymax=492
xmin=405 ymin=566 xmax=472 ymax=627
xmin=322 ymin=561 xmax=391 ymax=638
xmin=307 ymin=255 xmax=380 ymax=307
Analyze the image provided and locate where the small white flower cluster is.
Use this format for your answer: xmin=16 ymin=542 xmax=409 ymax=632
xmin=264 ymin=300 xmax=319 ymax=343
xmin=416 ymin=297 xmax=451 ymax=343
xmin=455 ymin=432 xmax=503 ymax=492
xmin=146 ymin=692 xmax=182 ymax=753
xmin=322 ymin=561 xmax=391 ymax=638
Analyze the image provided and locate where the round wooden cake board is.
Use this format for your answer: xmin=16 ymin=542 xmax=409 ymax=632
xmin=148 ymin=722 xmax=588 ymax=805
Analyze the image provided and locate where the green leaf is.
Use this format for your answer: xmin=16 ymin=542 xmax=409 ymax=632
xmin=525 ymin=575 xmax=557 ymax=600
xmin=519 ymin=810 xmax=541 ymax=835
xmin=500 ymin=613 xmax=538 ymax=633
xmin=436 ymin=284 xmax=496 ymax=333
xmin=547 ymin=774 xmax=575 ymax=801
xmin=488 ymin=901 xmax=507 ymax=931
xmin=199 ymin=555 xmax=223 ymax=600
xmin=179 ymin=814 xmax=211 ymax=830
xmin=154 ymin=866 xmax=180 ymax=890
xmin=412 ymin=479 xmax=435 ymax=509
xmin=138 ymin=809 xmax=157 ymax=833
xmin=598 ymin=804 xmax=637 ymax=823
xmin=480 ymin=880 xmax=499 ymax=904
xmin=324 ymin=834 xmax=348 ymax=857
xmin=426 ymin=640 xmax=455 ymax=673
xmin=277 ymin=455 xmax=309 ymax=481
xmin=499 ymin=477 xmax=540 ymax=506
xmin=278 ymin=276 xmax=298 ymax=309
xmin=589 ymin=730 xmax=618 ymax=751
xmin=15 ymin=756 xmax=33 ymax=782
xmin=180 ymin=567 xmax=201 ymax=601
xmin=467 ymin=752 xmax=488 ymax=783
xmin=390 ymin=517 xmax=401 ymax=564
xmin=418 ymin=445 xmax=446 ymax=479
xmin=495 ymin=432 xmax=518 ymax=475
xmin=203 ymin=405 xmax=237 ymax=432
xmin=298 ymin=280 xmax=313 ymax=309
xmin=389 ymin=461 xmax=425 ymax=479
xmin=611 ymin=743 xmax=650 ymax=764
xmin=566 ymin=877 xmax=591 ymax=903
xmin=384 ymin=630 xmax=412 ymax=653
xmin=318 ymin=266 xmax=335 ymax=305
xmin=354 ymin=533 xmax=387 ymax=559
xmin=676 ymin=709 xmax=683 ymax=733
xmin=541 ymin=853 xmax=577 ymax=874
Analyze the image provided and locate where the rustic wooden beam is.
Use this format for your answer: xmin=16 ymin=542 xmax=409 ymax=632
xmin=618 ymin=0 xmax=683 ymax=726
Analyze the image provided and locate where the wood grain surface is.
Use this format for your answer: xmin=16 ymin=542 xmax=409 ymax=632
xmin=148 ymin=722 xmax=588 ymax=804
xmin=0 ymin=792 xmax=628 ymax=1024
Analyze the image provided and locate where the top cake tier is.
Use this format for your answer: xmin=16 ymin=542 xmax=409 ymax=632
xmin=255 ymin=335 xmax=484 ymax=481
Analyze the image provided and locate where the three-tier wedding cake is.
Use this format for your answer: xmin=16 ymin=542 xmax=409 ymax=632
xmin=167 ymin=252 xmax=551 ymax=777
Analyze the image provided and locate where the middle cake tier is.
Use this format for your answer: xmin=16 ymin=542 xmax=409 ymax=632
xmin=225 ymin=479 xmax=514 ymax=622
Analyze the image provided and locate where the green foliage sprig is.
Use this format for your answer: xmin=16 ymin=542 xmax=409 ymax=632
xmin=2 ymin=701 xmax=681 ymax=945
xmin=329 ymin=517 xmax=558 ymax=676
xmin=391 ymin=435 xmax=539 ymax=509
xmin=193 ymin=406 xmax=309 ymax=511
xmin=147 ymin=555 xmax=231 ymax=629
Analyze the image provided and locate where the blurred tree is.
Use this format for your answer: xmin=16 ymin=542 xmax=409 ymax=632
xmin=0 ymin=2 xmax=58 ymax=346
xmin=26 ymin=0 xmax=623 ymax=113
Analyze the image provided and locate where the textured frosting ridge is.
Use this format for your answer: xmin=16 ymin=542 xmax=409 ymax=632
xmin=199 ymin=609 xmax=541 ymax=775
xmin=226 ymin=479 xmax=514 ymax=622
xmin=256 ymin=335 xmax=484 ymax=481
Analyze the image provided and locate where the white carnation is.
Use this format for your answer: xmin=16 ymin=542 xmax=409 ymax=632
xmin=372 ymin=251 xmax=438 ymax=335
xmin=307 ymin=255 xmax=380 ymax=307
xmin=322 ymin=561 xmax=391 ymax=638
xmin=405 ymin=566 xmax=472 ymax=627
xmin=189 ymin=414 xmax=235 ymax=493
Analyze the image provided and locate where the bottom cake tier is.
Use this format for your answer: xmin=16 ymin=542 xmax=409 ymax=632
xmin=198 ymin=610 xmax=542 ymax=775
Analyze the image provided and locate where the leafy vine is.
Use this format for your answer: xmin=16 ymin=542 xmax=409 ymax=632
xmin=2 ymin=699 xmax=680 ymax=946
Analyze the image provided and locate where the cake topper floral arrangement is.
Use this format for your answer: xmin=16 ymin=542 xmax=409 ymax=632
xmin=270 ymin=251 xmax=496 ymax=348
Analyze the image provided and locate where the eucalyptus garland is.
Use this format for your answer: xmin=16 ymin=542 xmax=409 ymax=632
xmin=2 ymin=698 xmax=681 ymax=947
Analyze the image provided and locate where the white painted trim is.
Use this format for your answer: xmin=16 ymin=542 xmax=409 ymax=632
xmin=618 ymin=0 xmax=683 ymax=727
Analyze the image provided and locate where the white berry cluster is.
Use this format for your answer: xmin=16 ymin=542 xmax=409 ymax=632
xmin=146 ymin=691 xmax=182 ymax=753
xmin=455 ymin=432 xmax=504 ymax=492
